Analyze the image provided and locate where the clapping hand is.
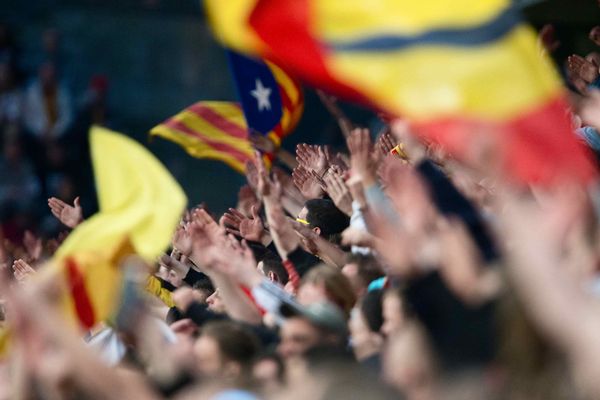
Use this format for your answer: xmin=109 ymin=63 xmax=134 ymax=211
xmin=292 ymin=165 xmax=324 ymax=200
xmin=48 ymin=197 xmax=83 ymax=229
xmin=12 ymin=259 xmax=36 ymax=283
xmin=220 ymin=206 xmax=267 ymax=243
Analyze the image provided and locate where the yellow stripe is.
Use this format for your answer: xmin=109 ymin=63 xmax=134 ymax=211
xmin=266 ymin=61 xmax=301 ymax=105
xmin=151 ymin=126 xmax=248 ymax=173
xmin=200 ymin=102 xmax=249 ymax=131
xmin=316 ymin=0 xmax=510 ymax=39
xmin=280 ymin=108 xmax=291 ymax=131
xmin=327 ymin=25 xmax=562 ymax=121
xmin=151 ymin=125 xmax=254 ymax=158
xmin=204 ymin=0 xmax=264 ymax=54
xmin=175 ymin=111 xmax=254 ymax=155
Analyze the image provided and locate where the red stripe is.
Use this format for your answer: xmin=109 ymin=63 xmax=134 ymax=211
xmin=272 ymin=123 xmax=284 ymax=138
xmin=65 ymin=257 xmax=96 ymax=329
xmin=415 ymin=95 xmax=597 ymax=185
xmin=162 ymin=119 xmax=252 ymax=165
xmin=250 ymin=0 xmax=370 ymax=106
xmin=278 ymin=85 xmax=294 ymax=116
xmin=186 ymin=103 xmax=248 ymax=140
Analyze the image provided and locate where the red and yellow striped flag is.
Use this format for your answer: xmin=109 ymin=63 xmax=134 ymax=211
xmin=151 ymin=101 xmax=255 ymax=173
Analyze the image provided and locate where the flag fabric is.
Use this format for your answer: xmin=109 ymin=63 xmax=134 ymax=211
xmin=205 ymin=0 xmax=597 ymax=185
xmin=43 ymin=126 xmax=187 ymax=330
xmin=227 ymin=50 xmax=303 ymax=147
xmin=150 ymin=53 xmax=302 ymax=173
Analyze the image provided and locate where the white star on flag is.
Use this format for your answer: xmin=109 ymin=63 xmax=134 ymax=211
xmin=250 ymin=79 xmax=272 ymax=111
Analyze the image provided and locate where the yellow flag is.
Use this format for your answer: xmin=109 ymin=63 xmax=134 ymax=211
xmin=47 ymin=126 xmax=187 ymax=329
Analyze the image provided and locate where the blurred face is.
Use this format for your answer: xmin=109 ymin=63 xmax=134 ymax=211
xmin=297 ymin=206 xmax=321 ymax=236
xmin=381 ymin=293 xmax=406 ymax=337
xmin=206 ymin=289 xmax=226 ymax=313
xmin=193 ymin=335 xmax=224 ymax=377
xmin=278 ymin=317 xmax=322 ymax=359
xmin=342 ymin=262 xmax=364 ymax=296
xmin=349 ymin=308 xmax=373 ymax=349
xmin=297 ymin=281 xmax=328 ymax=306
xmin=253 ymin=358 xmax=282 ymax=392
xmin=382 ymin=326 xmax=433 ymax=396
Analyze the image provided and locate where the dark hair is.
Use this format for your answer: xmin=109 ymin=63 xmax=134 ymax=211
xmin=261 ymin=252 xmax=288 ymax=285
xmin=347 ymin=254 xmax=385 ymax=289
xmin=193 ymin=278 xmax=215 ymax=294
xmin=305 ymin=199 xmax=350 ymax=243
xmin=360 ymin=289 xmax=384 ymax=333
xmin=201 ymin=321 xmax=261 ymax=372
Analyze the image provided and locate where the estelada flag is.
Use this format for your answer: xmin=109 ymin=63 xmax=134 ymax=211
xmin=42 ymin=126 xmax=187 ymax=330
xmin=151 ymin=53 xmax=302 ymax=173
xmin=205 ymin=0 xmax=597 ymax=185
xmin=227 ymin=50 xmax=303 ymax=148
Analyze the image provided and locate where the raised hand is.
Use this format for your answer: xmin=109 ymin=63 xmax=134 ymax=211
xmin=539 ymin=24 xmax=560 ymax=53
xmin=323 ymin=170 xmax=353 ymax=216
xmin=172 ymin=225 xmax=193 ymax=256
xmin=568 ymin=54 xmax=599 ymax=84
xmin=292 ymin=165 xmax=324 ymax=200
xmin=48 ymin=197 xmax=83 ymax=228
xmin=375 ymin=129 xmax=397 ymax=157
xmin=12 ymin=259 xmax=36 ymax=282
xmin=23 ymin=230 xmax=42 ymax=262
xmin=221 ymin=206 xmax=266 ymax=243
xmin=296 ymin=143 xmax=329 ymax=177
xmin=347 ymin=128 xmax=377 ymax=186
xmin=390 ymin=119 xmax=426 ymax=164
xmin=249 ymin=130 xmax=277 ymax=154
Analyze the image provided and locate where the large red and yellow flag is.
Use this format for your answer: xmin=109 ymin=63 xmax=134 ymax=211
xmin=45 ymin=126 xmax=187 ymax=330
xmin=205 ymin=0 xmax=596 ymax=184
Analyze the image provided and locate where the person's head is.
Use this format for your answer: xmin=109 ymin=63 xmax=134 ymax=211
xmin=277 ymin=303 xmax=347 ymax=360
xmin=297 ymin=199 xmax=350 ymax=244
xmin=381 ymin=286 xmax=411 ymax=337
xmin=252 ymin=351 xmax=285 ymax=394
xmin=206 ymin=288 xmax=226 ymax=314
xmin=193 ymin=321 xmax=260 ymax=380
xmin=382 ymin=322 xmax=436 ymax=399
xmin=342 ymin=254 xmax=385 ymax=297
xmin=192 ymin=279 xmax=215 ymax=304
xmin=298 ymin=264 xmax=356 ymax=317
xmin=349 ymin=290 xmax=385 ymax=361
xmin=257 ymin=252 xmax=288 ymax=285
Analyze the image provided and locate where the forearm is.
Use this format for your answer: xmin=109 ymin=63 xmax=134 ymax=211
xmin=311 ymin=237 xmax=348 ymax=268
xmin=276 ymin=148 xmax=298 ymax=170
xmin=209 ymin=272 xmax=263 ymax=325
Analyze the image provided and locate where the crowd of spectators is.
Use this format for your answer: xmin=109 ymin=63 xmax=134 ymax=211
xmin=4 ymin=4 xmax=600 ymax=400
